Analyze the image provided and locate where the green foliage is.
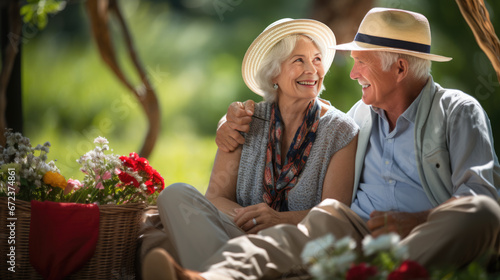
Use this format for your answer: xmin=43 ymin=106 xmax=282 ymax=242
xmin=20 ymin=0 xmax=67 ymax=30
xmin=431 ymin=261 xmax=495 ymax=280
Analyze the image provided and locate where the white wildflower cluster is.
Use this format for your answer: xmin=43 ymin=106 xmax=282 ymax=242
xmin=362 ymin=233 xmax=408 ymax=259
xmin=301 ymin=233 xmax=408 ymax=280
xmin=0 ymin=129 xmax=59 ymax=193
xmin=301 ymin=234 xmax=357 ymax=280
xmin=77 ymin=136 xmax=122 ymax=190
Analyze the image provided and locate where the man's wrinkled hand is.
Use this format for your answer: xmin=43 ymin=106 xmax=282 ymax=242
xmin=227 ymin=100 xmax=255 ymax=132
xmin=367 ymin=210 xmax=429 ymax=238
xmin=215 ymin=100 xmax=255 ymax=152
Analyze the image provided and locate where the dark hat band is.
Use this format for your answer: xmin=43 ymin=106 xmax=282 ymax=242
xmin=355 ymin=33 xmax=431 ymax=53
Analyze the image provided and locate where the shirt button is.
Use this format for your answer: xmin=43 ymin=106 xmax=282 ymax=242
xmin=385 ymin=161 xmax=390 ymax=165
xmin=389 ymin=180 xmax=394 ymax=184
xmin=387 ymin=139 xmax=394 ymax=143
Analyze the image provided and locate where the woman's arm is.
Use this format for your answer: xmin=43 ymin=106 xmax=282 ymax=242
xmin=205 ymin=147 xmax=243 ymax=218
xmin=321 ymin=134 xmax=358 ymax=206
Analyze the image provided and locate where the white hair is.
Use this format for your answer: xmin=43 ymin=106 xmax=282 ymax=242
xmin=255 ymin=34 xmax=327 ymax=103
xmin=376 ymin=51 xmax=431 ymax=81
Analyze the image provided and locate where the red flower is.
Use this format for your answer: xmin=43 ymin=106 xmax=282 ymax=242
xmin=135 ymin=157 xmax=146 ymax=166
xmin=118 ymin=171 xmax=140 ymax=188
xmin=128 ymin=152 xmax=139 ymax=160
xmin=118 ymin=152 xmax=164 ymax=194
xmin=346 ymin=263 xmax=377 ymax=280
xmin=144 ymin=181 xmax=156 ymax=195
xmin=120 ymin=155 xmax=137 ymax=170
xmin=140 ymin=164 xmax=154 ymax=177
xmin=388 ymin=260 xmax=429 ymax=280
xmin=152 ymin=171 xmax=165 ymax=191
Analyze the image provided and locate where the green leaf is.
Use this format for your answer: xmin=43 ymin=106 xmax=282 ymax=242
xmin=20 ymin=0 xmax=67 ymax=30
xmin=37 ymin=13 xmax=48 ymax=30
xmin=19 ymin=5 xmax=33 ymax=16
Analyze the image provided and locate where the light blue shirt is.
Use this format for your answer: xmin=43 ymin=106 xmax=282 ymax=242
xmin=351 ymin=93 xmax=434 ymax=221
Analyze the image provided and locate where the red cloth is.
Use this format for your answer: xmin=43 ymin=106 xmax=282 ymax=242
xmin=30 ymin=201 xmax=100 ymax=280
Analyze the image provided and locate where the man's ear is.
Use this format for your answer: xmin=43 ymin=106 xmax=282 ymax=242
xmin=396 ymin=58 xmax=409 ymax=82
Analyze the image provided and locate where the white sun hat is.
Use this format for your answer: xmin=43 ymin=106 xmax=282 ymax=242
xmin=333 ymin=7 xmax=452 ymax=62
xmin=242 ymin=18 xmax=336 ymax=96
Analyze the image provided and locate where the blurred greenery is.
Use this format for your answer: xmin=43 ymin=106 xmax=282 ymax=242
xmin=21 ymin=0 xmax=500 ymax=194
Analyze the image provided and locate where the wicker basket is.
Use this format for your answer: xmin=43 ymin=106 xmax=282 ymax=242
xmin=0 ymin=197 xmax=146 ymax=279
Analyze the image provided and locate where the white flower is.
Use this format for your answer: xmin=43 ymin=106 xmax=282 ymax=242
xmin=329 ymin=250 xmax=357 ymax=274
xmin=301 ymin=234 xmax=336 ymax=265
xmin=334 ymin=236 xmax=356 ymax=252
xmin=6 ymin=146 xmax=16 ymax=156
xmin=309 ymin=262 xmax=325 ymax=279
xmin=393 ymin=243 xmax=409 ymax=260
xmin=94 ymin=136 xmax=109 ymax=145
xmin=6 ymin=135 xmax=16 ymax=146
xmin=39 ymin=153 xmax=48 ymax=162
xmin=362 ymin=233 xmax=400 ymax=256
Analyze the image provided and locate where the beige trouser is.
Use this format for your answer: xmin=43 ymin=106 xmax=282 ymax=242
xmin=156 ymin=183 xmax=245 ymax=271
xmin=200 ymin=195 xmax=500 ymax=280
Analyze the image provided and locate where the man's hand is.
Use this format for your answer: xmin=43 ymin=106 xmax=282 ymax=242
xmin=216 ymin=100 xmax=255 ymax=152
xmin=367 ymin=210 xmax=430 ymax=238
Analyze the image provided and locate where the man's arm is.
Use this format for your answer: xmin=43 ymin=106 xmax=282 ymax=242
xmin=215 ymin=100 xmax=256 ymax=152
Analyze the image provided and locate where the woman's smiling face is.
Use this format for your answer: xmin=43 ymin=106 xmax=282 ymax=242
xmin=273 ymin=36 xmax=325 ymax=102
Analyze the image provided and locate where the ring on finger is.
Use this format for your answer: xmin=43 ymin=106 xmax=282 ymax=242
xmin=252 ymin=218 xmax=257 ymax=226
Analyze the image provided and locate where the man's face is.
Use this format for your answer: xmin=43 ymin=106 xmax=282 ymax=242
xmin=349 ymin=51 xmax=398 ymax=109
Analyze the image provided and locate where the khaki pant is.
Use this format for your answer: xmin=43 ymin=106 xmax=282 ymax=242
xmin=200 ymin=195 xmax=500 ymax=280
xmin=157 ymin=183 xmax=245 ymax=271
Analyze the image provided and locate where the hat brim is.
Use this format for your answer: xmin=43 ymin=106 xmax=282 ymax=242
xmin=332 ymin=41 xmax=452 ymax=62
xmin=242 ymin=19 xmax=336 ymax=96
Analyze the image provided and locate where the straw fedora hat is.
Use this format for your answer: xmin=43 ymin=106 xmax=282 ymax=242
xmin=333 ymin=7 xmax=452 ymax=62
xmin=242 ymin=18 xmax=336 ymax=96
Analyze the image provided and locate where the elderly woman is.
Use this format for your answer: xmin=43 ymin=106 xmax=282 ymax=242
xmin=154 ymin=18 xmax=358 ymax=271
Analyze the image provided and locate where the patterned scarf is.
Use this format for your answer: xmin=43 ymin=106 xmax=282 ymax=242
xmin=263 ymin=99 xmax=321 ymax=211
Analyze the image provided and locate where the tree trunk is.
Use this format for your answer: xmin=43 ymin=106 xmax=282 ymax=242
xmin=309 ymin=0 xmax=374 ymax=44
xmin=86 ymin=0 xmax=160 ymax=158
xmin=0 ymin=0 xmax=23 ymax=146
xmin=456 ymin=0 xmax=500 ymax=82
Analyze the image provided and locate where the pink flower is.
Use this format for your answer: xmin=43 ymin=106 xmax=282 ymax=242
xmin=96 ymin=182 xmax=104 ymax=190
xmin=65 ymin=179 xmax=83 ymax=195
xmin=102 ymin=171 xmax=112 ymax=180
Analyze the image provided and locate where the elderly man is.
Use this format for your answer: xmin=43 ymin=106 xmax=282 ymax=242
xmin=143 ymin=8 xmax=500 ymax=280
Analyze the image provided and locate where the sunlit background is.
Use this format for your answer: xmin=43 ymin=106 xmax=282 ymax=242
xmin=22 ymin=0 xmax=500 ymax=194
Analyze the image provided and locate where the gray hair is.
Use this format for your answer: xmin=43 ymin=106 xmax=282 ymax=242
xmin=376 ymin=51 xmax=431 ymax=81
xmin=255 ymin=34 xmax=327 ymax=103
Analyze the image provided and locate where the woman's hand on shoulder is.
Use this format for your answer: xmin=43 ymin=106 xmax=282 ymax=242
xmin=233 ymin=203 xmax=280 ymax=234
